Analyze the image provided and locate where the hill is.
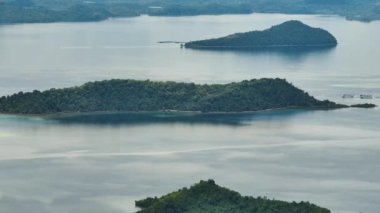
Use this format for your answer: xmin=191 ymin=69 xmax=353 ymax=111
xmin=0 ymin=78 xmax=343 ymax=114
xmin=1 ymin=0 xmax=380 ymax=24
xmin=185 ymin=21 xmax=337 ymax=49
xmin=135 ymin=179 xmax=330 ymax=213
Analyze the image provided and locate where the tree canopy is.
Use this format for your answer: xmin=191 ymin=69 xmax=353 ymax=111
xmin=135 ymin=179 xmax=331 ymax=213
xmin=185 ymin=21 xmax=337 ymax=49
xmin=0 ymin=78 xmax=343 ymax=114
xmin=1 ymin=0 xmax=380 ymax=24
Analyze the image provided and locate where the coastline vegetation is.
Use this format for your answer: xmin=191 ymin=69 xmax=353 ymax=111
xmin=350 ymin=103 xmax=377 ymax=108
xmin=1 ymin=0 xmax=380 ymax=24
xmin=135 ymin=179 xmax=331 ymax=213
xmin=185 ymin=20 xmax=337 ymax=50
xmin=0 ymin=78 xmax=343 ymax=114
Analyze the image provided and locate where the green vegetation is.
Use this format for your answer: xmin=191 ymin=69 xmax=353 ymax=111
xmin=0 ymin=1 xmax=135 ymax=24
xmin=185 ymin=21 xmax=337 ymax=50
xmin=0 ymin=78 xmax=343 ymax=114
xmin=351 ymin=103 xmax=377 ymax=108
xmin=135 ymin=179 xmax=331 ymax=213
xmin=1 ymin=0 xmax=380 ymax=24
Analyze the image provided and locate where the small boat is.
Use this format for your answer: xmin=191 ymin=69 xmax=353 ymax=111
xmin=158 ymin=41 xmax=185 ymax=44
xmin=342 ymin=94 xmax=354 ymax=99
xmin=360 ymin=94 xmax=373 ymax=99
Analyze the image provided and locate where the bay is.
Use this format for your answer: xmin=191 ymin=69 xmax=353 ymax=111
xmin=0 ymin=13 xmax=379 ymax=104
xmin=0 ymin=13 xmax=379 ymax=213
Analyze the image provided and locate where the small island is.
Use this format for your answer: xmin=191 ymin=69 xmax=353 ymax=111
xmin=135 ymin=179 xmax=330 ymax=213
xmin=185 ymin=20 xmax=337 ymax=50
xmin=350 ymin=103 xmax=377 ymax=108
xmin=0 ymin=78 xmax=343 ymax=114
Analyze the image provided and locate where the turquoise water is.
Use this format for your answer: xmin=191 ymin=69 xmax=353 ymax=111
xmin=0 ymin=13 xmax=379 ymax=213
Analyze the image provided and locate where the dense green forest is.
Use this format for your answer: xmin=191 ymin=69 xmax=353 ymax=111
xmin=135 ymin=179 xmax=331 ymax=213
xmin=1 ymin=0 xmax=380 ymax=24
xmin=185 ymin=21 xmax=337 ymax=49
xmin=0 ymin=78 xmax=343 ymax=114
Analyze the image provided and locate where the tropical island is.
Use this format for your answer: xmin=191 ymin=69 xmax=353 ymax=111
xmin=1 ymin=0 xmax=380 ymax=24
xmin=0 ymin=78 xmax=344 ymax=114
xmin=135 ymin=179 xmax=330 ymax=213
xmin=185 ymin=21 xmax=337 ymax=50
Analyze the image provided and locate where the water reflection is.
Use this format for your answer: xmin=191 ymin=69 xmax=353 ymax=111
xmin=0 ymin=13 xmax=379 ymax=213
xmin=49 ymin=109 xmax=320 ymax=126
xmin=185 ymin=45 xmax=336 ymax=62
xmin=0 ymin=108 xmax=379 ymax=213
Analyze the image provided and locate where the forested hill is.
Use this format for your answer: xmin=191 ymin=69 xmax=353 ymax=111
xmin=185 ymin=21 xmax=337 ymax=49
xmin=1 ymin=0 xmax=380 ymax=24
xmin=0 ymin=79 xmax=342 ymax=114
xmin=135 ymin=179 xmax=331 ymax=213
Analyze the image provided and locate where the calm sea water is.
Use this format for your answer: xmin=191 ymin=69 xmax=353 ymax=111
xmin=0 ymin=13 xmax=380 ymax=103
xmin=0 ymin=13 xmax=379 ymax=213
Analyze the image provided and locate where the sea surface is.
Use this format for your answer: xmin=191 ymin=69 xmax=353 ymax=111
xmin=0 ymin=13 xmax=379 ymax=212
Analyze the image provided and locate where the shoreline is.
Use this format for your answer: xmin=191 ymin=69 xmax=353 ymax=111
xmin=0 ymin=106 xmax=349 ymax=119
xmin=185 ymin=44 xmax=338 ymax=49
xmin=2 ymin=103 xmax=377 ymax=119
xmin=0 ymin=12 xmax=379 ymax=27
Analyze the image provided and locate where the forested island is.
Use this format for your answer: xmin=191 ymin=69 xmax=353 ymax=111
xmin=0 ymin=78 xmax=344 ymax=114
xmin=135 ymin=179 xmax=330 ymax=213
xmin=350 ymin=103 xmax=377 ymax=108
xmin=185 ymin=21 xmax=337 ymax=50
xmin=1 ymin=0 xmax=380 ymax=24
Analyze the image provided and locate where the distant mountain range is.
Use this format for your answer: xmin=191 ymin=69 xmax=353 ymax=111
xmin=185 ymin=21 xmax=337 ymax=50
xmin=1 ymin=0 xmax=380 ymax=24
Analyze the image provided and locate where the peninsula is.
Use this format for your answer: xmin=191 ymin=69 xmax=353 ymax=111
xmin=0 ymin=78 xmax=343 ymax=114
xmin=135 ymin=179 xmax=330 ymax=213
xmin=185 ymin=21 xmax=337 ymax=50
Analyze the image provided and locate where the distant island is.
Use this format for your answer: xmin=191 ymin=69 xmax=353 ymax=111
xmin=0 ymin=78 xmax=344 ymax=114
xmin=185 ymin=21 xmax=337 ymax=50
xmin=351 ymin=103 xmax=377 ymax=108
xmin=135 ymin=179 xmax=330 ymax=213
